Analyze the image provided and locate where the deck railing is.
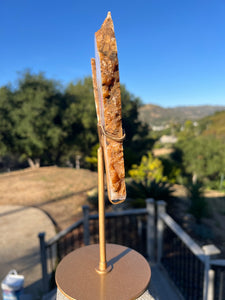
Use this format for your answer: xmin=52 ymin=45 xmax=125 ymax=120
xmin=38 ymin=206 xmax=148 ymax=294
xmin=156 ymin=200 xmax=225 ymax=300
xmin=38 ymin=218 xmax=84 ymax=292
xmin=39 ymin=199 xmax=225 ymax=300
xmin=211 ymin=260 xmax=225 ymax=300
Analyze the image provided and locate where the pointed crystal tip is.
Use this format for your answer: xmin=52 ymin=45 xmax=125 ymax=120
xmin=107 ymin=11 xmax=112 ymax=19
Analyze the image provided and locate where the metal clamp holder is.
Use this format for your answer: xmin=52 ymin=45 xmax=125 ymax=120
xmin=97 ymin=123 xmax=126 ymax=142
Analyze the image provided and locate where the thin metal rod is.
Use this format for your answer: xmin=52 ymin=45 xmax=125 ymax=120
xmin=97 ymin=146 xmax=107 ymax=272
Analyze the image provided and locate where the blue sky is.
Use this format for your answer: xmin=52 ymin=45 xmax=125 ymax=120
xmin=1 ymin=0 xmax=225 ymax=107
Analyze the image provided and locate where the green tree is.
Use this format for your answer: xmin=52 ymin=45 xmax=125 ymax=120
xmin=64 ymin=79 xmax=152 ymax=170
xmin=177 ymin=136 xmax=225 ymax=185
xmin=64 ymin=77 xmax=98 ymax=160
xmin=178 ymin=120 xmax=196 ymax=141
xmin=0 ymin=73 xmax=152 ymax=170
xmin=120 ymin=85 xmax=154 ymax=171
xmin=0 ymin=86 xmax=14 ymax=156
xmin=11 ymin=71 xmax=65 ymax=167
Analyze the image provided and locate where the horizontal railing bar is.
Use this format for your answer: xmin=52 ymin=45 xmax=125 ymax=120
xmin=46 ymin=208 xmax=147 ymax=247
xmin=210 ymin=259 xmax=225 ymax=267
xmin=89 ymin=208 xmax=148 ymax=220
xmin=159 ymin=212 xmax=205 ymax=262
xmin=46 ymin=219 xmax=83 ymax=247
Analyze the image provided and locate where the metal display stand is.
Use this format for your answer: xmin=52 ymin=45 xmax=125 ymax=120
xmin=55 ymin=12 xmax=151 ymax=300
xmin=55 ymin=146 xmax=151 ymax=300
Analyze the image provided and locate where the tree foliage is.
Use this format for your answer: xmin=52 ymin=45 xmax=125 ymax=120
xmin=176 ymin=135 xmax=225 ymax=184
xmin=0 ymin=87 xmax=14 ymax=155
xmin=199 ymin=110 xmax=225 ymax=139
xmin=121 ymin=85 xmax=154 ymax=170
xmin=62 ymin=77 xmax=98 ymax=162
xmin=10 ymin=72 xmax=66 ymax=165
xmin=129 ymin=152 xmax=167 ymax=183
xmin=0 ymin=71 xmax=150 ymax=170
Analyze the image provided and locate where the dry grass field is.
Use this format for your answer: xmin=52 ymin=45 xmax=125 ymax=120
xmin=0 ymin=166 xmax=98 ymax=230
xmin=1 ymin=166 xmax=224 ymax=253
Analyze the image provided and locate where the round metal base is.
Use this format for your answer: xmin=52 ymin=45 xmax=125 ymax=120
xmin=56 ymin=244 xmax=151 ymax=300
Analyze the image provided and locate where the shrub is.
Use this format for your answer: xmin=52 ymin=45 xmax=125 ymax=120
xmin=187 ymin=182 xmax=208 ymax=223
xmin=126 ymin=179 xmax=174 ymax=208
xmin=129 ymin=152 xmax=167 ymax=183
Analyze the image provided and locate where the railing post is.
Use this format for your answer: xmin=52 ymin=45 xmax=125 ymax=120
xmin=202 ymin=244 xmax=221 ymax=300
xmin=156 ymin=201 xmax=167 ymax=264
xmin=146 ymin=198 xmax=155 ymax=261
xmin=203 ymin=254 xmax=211 ymax=300
xmin=218 ymin=269 xmax=224 ymax=300
xmin=38 ymin=232 xmax=48 ymax=294
xmin=83 ymin=205 xmax=90 ymax=246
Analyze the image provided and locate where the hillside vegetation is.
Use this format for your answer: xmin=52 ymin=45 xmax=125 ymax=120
xmin=139 ymin=104 xmax=225 ymax=126
xmin=160 ymin=110 xmax=225 ymax=190
xmin=200 ymin=111 xmax=225 ymax=138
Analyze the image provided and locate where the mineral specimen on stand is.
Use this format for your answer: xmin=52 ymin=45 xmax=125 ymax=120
xmin=93 ymin=12 xmax=126 ymax=202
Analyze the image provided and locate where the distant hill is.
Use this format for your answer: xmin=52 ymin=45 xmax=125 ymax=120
xmin=139 ymin=104 xmax=225 ymax=126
